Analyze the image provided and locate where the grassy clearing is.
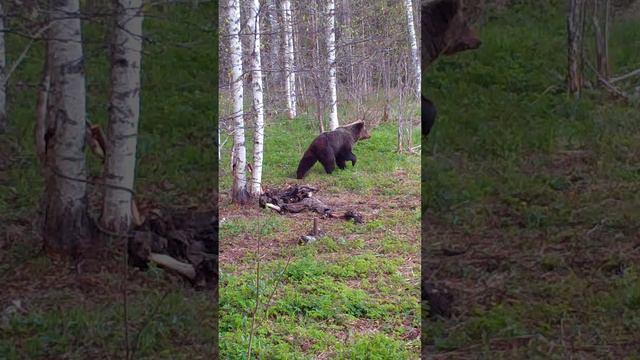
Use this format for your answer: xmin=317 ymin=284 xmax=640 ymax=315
xmin=219 ymin=101 xmax=421 ymax=358
xmin=0 ymin=4 xmax=217 ymax=359
xmin=423 ymin=1 xmax=640 ymax=357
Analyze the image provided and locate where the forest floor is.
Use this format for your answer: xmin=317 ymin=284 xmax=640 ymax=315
xmin=218 ymin=116 xmax=422 ymax=358
xmin=423 ymin=2 xmax=640 ymax=358
xmin=0 ymin=4 xmax=217 ymax=359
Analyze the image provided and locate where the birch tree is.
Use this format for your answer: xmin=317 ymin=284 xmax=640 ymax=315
xmin=248 ymin=0 xmax=264 ymax=197
xmin=0 ymin=2 xmax=6 ymax=133
xmin=403 ymin=0 xmax=420 ymax=98
xmin=101 ymin=0 xmax=144 ymax=233
xmin=43 ymin=0 xmax=92 ymax=254
xmin=326 ymin=0 xmax=339 ymax=130
xmin=228 ymin=0 xmax=249 ymax=204
xmin=282 ymin=0 xmax=297 ymax=119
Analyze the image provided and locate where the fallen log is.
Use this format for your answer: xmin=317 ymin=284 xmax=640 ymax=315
xmin=128 ymin=207 xmax=217 ymax=289
xmin=149 ymin=252 xmax=196 ymax=280
xmin=260 ymin=184 xmax=364 ymax=223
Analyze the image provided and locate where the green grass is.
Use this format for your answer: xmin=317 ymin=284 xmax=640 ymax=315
xmin=0 ymin=4 xmax=216 ymax=220
xmin=423 ymin=1 xmax=640 ymax=357
xmin=219 ymin=98 xmax=421 ymax=357
xmin=220 ymin=112 xmax=421 ymax=195
xmin=0 ymin=3 xmax=217 ymax=358
xmin=0 ymin=286 xmax=216 ymax=359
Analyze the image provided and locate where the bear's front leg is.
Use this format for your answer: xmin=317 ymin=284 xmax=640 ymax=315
xmin=346 ymin=152 xmax=357 ymax=167
xmin=336 ymin=157 xmax=347 ymax=170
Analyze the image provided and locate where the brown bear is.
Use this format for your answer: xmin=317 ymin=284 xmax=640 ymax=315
xmin=421 ymin=0 xmax=481 ymax=137
xmin=296 ymin=121 xmax=371 ymax=179
xmin=422 ymin=95 xmax=437 ymax=137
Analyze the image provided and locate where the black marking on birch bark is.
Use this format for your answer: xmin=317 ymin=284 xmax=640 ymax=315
xmin=114 ymin=58 xmax=128 ymax=67
xmin=115 ymin=133 xmax=138 ymax=140
xmin=60 ymin=156 xmax=86 ymax=162
xmin=63 ymin=56 xmax=84 ymax=75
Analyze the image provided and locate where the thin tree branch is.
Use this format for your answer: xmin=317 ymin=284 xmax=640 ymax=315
xmin=3 ymin=23 xmax=52 ymax=85
xmin=610 ymin=68 xmax=640 ymax=83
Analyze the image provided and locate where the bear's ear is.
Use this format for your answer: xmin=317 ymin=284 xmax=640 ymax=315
xmin=352 ymin=121 xmax=364 ymax=132
xmin=422 ymin=0 xmax=461 ymax=38
xmin=422 ymin=0 xmax=462 ymax=66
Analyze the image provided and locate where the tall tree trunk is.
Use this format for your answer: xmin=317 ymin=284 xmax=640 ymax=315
xmin=403 ymin=0 xmax=420 ymax=98
xmin=0 ymin=2 xmax=6 ymax=133
xmin=342 ymin=0 xmax=355 ymax=87
xmin=292 ymin=7 xmax=305 ymax=109
xmin=282 ymin=0 xmax=297 ymax=118
xmin=248 ymin=0 xmax=264 ymax=197
xmin=326 ymin=0 xmax=339 ymax=130
xmin=35 ymin=43 xmax=50 ymax=165
xmin=228 ymin=0 xmax=249 ymax=204
xmin=43 ymin=0 xmax=92 ymax=256
xmin=593 ymin=0 xmax=610 ymax=80
xmin=101 ymin=0 xmax=144 ymax=233
xmin=312 ymin=0 xmax=325 ymax=133
xmin=567 ymin=0 xmax=584 ymax=97
xmin=266 ymin=0 xmax=280 ymax=99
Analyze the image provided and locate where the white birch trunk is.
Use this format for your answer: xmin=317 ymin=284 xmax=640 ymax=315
xmin=326 ymin=0 xmax=339 ymax=130
xmin=0 ymin=2 xmax=6 ymax=133
xmin=228 ymin=0 xmax=249 ymax=204
xmin=282 ymin=0 xmax=297 ymax=118
xmin=248 ymin=0 xmax=264 ymax=197
xmin=101 ymin=0 xmax=144 ymax=233
xmin=43 ymin=0 xmax=92 ymax=254
xmin=403 ymin=0 xmax=421 ymax=98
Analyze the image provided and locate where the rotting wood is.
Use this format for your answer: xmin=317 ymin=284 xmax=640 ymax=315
xmin=587 ymin=60 xmax=630 ymax=100
xmin=422 ymin=280 xmax=454 ymax=318
xmin=259 ymin=184 xmax=364 ymax=223
xmin=149 ymin=253 xmax=196 ymax=280
xmin=128 ymin=207 xmax=217 ymax=289
xmin=300 ymin=217 xmax=326 ymax=245
xmin=131 ymin=200 xmax=143 ymax=227
xmin=86 ymin=122 xmax=107 ymax=161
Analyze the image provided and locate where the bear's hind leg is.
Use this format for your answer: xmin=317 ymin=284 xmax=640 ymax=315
xmin=318 ymin=148 xmax=336 ymax=174
xmin=296 ymin=151 xmax=318 ymax=179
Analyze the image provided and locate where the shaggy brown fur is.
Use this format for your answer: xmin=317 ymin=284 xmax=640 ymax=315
xmin=421 ymin=0 xmax=481 ymax=137
xmin=296 ymin=121 xmax=371 ymax=179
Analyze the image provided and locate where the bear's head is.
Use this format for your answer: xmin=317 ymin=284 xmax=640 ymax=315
xmin=421 ymin=0 xmax=481 ymax=69
xmin=342 ymin=121 xmax=371 ymax=142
